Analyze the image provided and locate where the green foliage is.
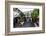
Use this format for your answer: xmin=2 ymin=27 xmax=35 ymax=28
xmin=19 ymin=12 xmax=25 ymax=17
xmin=19 ymin=9 xmax=39 ymax=22
xmin=31 ymin=9 xmax=39 ymax=22
xmin=19 ymin=12 xmax=25 ymax=22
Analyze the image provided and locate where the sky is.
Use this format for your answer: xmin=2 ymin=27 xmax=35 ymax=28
xmin=18 ymin=8 xmax=33 ymax=12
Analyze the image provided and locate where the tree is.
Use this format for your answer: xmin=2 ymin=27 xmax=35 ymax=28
xmin=19 ymin=12 xmax=25 ymax=22
xmin=31 ymin=9 xmax=39 ymax=23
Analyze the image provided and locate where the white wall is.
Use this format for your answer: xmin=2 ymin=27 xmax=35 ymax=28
xmin=0 ymin=0 xmax=46 ymax=36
